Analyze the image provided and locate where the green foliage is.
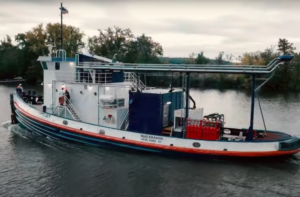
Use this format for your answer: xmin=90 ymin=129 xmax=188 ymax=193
xmin=0 ymin=23 xmax=85 ymax=83
xmin=1 ymin=22 xmax=300 ymax=91
xmin=195 ymin=52 xmax=210 ymax=64
xmin=88 ymin=26 xmax=163 ymax=63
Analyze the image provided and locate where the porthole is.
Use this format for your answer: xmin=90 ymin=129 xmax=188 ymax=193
xmin=193 ymin=142 xmax=201 ymax=148
xmin=99 ymin=129 xmax=105 ymax=135
xmin=63 ymin=120 xmax=68 ymax=125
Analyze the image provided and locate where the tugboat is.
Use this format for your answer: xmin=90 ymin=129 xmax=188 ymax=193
xmin=8 ymin=5 xmax=300 ymax=159
xmin=9 ymin=47 xmax=300 ymax=159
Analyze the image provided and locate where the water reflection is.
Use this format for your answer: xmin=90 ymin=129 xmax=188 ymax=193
xmin=1 ymin=85 xmax=300 ymax=196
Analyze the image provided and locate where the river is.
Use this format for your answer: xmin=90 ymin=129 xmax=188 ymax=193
xmin=0 ymin=83 xmax=300 ymax=197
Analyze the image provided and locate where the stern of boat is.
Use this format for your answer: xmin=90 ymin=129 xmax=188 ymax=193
xmin=277 ymin=136 xmax=300 ymax=152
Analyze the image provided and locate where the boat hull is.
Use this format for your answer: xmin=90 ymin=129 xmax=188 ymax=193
xmin=11 ymin=93 xmax=300 ymax=159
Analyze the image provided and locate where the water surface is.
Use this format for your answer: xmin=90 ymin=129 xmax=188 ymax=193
xmin=0 ymin=83 xmax=300 ymax=197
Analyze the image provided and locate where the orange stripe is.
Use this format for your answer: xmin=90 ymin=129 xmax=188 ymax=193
xmin=14 ymin=102 xmax=300 ymax=157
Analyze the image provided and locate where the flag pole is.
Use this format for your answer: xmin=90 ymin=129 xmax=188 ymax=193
xmin=60 ymin=2 xmax=63 ymax=50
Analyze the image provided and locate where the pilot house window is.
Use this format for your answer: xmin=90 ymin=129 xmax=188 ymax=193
xmin=55 ymin=62 xmax=60 ymax=70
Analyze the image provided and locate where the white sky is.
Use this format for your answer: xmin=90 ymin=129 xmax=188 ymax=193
xmin=0 ymin=0 xmax=300 ymax=59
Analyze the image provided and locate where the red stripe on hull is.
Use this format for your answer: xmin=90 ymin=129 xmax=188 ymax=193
xmin=14 ymin=102 xmax=300 ymax=157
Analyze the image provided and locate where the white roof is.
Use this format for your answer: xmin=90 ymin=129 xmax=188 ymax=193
xmin=82 ymin=51 xmax=121 ymax=63
xmin=99 ymin=95 xmax=115 ymax=102
xmin=142 ymin=88 xmax=182 ymax=94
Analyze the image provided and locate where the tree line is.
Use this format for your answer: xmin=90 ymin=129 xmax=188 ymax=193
xmin=0 ymin=23 xmax=299 ymax=90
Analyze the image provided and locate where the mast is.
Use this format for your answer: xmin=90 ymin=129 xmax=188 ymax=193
xmin=60 ymin=2 xmax=63 ymax=49
xmin=246 ymin=74 xmax=256 ymax=141
xmin=183 ymin=72 xmax=190 ymax=138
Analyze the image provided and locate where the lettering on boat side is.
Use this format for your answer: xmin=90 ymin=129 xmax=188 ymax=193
xmin=40 ymin=112 xmax=51 ymax=118
xmin=140 ymin=134 xmax=163 ymax=143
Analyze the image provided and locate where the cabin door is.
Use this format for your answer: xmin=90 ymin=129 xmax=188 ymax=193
xmin=163 ymin=103 xmax=170 ymax=127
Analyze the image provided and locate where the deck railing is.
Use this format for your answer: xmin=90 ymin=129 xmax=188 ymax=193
xmin=74 ymin=55 xmax=294 ymax=74
xmin=124 ymin=72 xmax=146 ymax=91
xmin=55 ymin=71 xmax=112 ymax=84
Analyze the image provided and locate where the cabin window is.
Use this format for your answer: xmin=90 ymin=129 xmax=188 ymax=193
xmin=117 ymin=99 xmax=125 ymax=107
xmin=55 ymin=62 xmax=60 ymax=70
xmin=101 ymin=98 xmax=125 ymax=109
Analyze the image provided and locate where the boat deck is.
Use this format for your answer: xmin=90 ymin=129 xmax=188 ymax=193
xmin=222 ymin=127 xmax=292 ymax=142
xmin=254 ymin=131 xmax=292 ymax=142
xmin=31 ymin=104 xmax=53 ymax=114
xmin=29 ymin=104 xmax=292 ymax=142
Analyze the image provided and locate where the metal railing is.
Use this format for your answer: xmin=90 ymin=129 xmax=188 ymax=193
xmin=55 ymin=49 xmax=66 ymax=61
xmin=124 ymin=72 xmax=146 ymax=91
xmin=123 ymin=72 xmax=156 ymax=91
xmin=74 ymin=55 xmax=294 ymax=74
xmin=65 ymin=97 xmax=82 ymax=121
xmin=117 ymin=108 xmax=129 ymax=129
xmin=52 ymin=95 xmax=82 ymax=122
xmin=55 ymin=71 xmax=112 ymax=84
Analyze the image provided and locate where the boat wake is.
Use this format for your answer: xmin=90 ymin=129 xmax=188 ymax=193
xmin=1 ymin=120 xmax=12 ymax=129
xmin=0 ymin=121 xmax=82 ymax=152
xmin=0 ymin=121 xmax=108 ymax=157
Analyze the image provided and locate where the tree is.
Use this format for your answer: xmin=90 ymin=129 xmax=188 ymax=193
xmin=195 ymin=51 xmax=210 ymax=64
xmin=215 ymin=51 xmax=224 ymax=65
xmin=0 ymin=36 xmax=21 ymax=79
xmin=239 ymin=46 xmax=279 ymax=66
xmin=289 ymin=52 xmax=300 ymax=90
xmin=268 ymin=38 xmax=296 ymax=87
xmin=188 ymin=52 xmax=196 ymax=64
xmin=88 ymin=26 xmax=163 ymax=63
xmin=125 ymin=34 xmax=163 ymax=63
xmin=88 ymin=26 xmax=134 ymax=59
xmin=13 ymin=23 xmax=85 ymax=83
xmin=278 ymin=38 xmax=296 ymax=55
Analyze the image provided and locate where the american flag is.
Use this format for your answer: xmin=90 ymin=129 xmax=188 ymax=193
xmin=60 ymin=6 xmax=69 ymax=14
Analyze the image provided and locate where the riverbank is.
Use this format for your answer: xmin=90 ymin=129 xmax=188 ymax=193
xmin=144 ymin=73 xmax=287 ymax=91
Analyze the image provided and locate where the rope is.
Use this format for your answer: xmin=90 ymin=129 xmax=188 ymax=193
xmin=254 ymin=71 xmax=277 ymax=134
xmin=256 ymin=92 xmax=267 ymax=133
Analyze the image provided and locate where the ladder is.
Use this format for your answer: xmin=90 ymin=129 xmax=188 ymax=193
xmin=124 ymin=72 xmax=155 ymax=91
xmin=120 ymin=111 xmax=129 ymax=130
xmin=118 ymin=108 xmax=129 ymax=129
xmin=53 ymin=105 xmax=64 ymax=116
xmin=65 ymin=97 xmax=82 ymax=122
xmin=53 ymin=97 xmax=82 ymax=122
xmin=125 ymin=72 xmax=147 ymax=92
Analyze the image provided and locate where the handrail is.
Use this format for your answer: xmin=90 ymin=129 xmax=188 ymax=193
xmin=55 ymin=71 xmax=112 ymax=84
xmin=74 ymin=55 xmax=293 ymax=74
xmin=117 ymin=108 xmax=129 ymax=129
xmin=124 ymin=72 xmax=147 ymax=91
xmin=78 ymin=57 xmax=277 ymax=69
xmin=65 ymin=96 xmax=81 ymax=121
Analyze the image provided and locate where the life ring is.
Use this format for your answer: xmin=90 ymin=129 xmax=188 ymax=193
xmin=253 ymin=130 xmax=257 ymax=138
xmin=59 ymin=96 xmax=64 ymax=105
xmin=246 ymin=129 xmax=257 ymax=138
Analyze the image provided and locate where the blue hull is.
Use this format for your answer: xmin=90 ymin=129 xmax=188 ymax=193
xmin=13 ymin=107 xmax=296 ymax=161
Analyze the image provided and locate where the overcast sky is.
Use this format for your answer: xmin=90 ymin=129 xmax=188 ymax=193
xmin=0 ymin=0 xmax=300 ymax=59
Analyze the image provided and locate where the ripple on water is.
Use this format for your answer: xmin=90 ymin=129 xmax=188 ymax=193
xmin=1 ymin=88 xmax=300 ymax=196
